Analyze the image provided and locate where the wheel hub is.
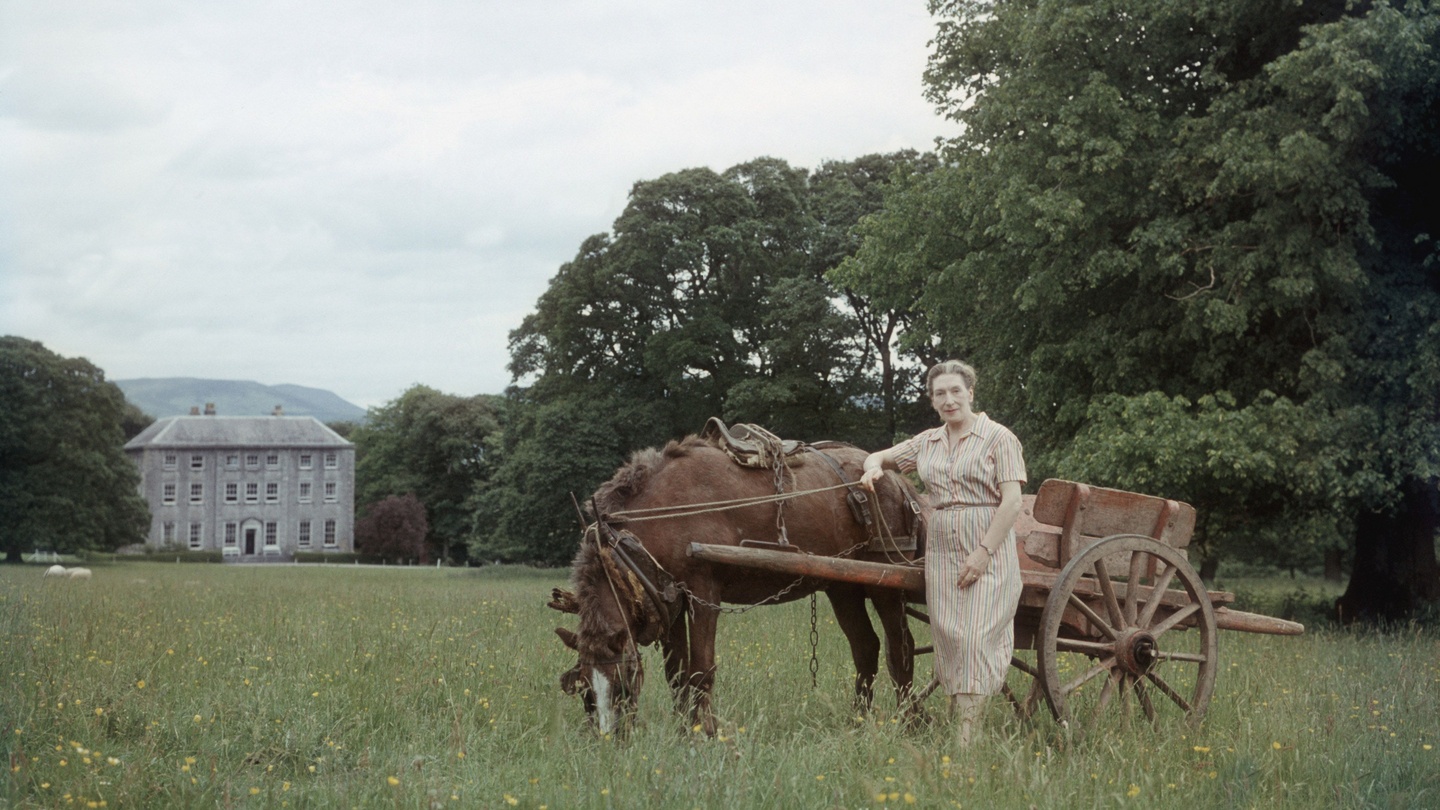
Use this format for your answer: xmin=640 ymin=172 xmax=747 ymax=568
xmin=1114 ymin=628 xmax=1158 ymax=675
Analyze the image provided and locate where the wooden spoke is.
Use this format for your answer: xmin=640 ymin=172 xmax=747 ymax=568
xmin=1133 ymin=676 xmax=1157 ymax=723
xmin=1125 ymin=552 xmax=1147 ymax=624
xmin=1092 ymin=557 xmax=1127 ymax=629
xmin=1010 ymin=655 xmax=1040 ymax=679
xmin=1144 ymin=671 xmax=1193 ymax=713
xmin=1055 ymin=637 xmax=1114 ymax=656
xmin=1067 ymin=593 xmax=1118 ymax=640
xmin=1136 ymin=563 xmax=1178 ymax=628
xmin=1094 ymin=669 xmax=1122 ymax=715
xmin=1061 ymin=656 xmax=1117 ymax=697
xmin=1148 ymin=602 xmax=1201 ymax=639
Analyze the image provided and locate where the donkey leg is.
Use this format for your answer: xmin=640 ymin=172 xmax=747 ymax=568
xmin=685 ymin=602 xmax=720 ymax=736
xmin=825 ymin=584 xmax=881 ymax=712
xmin=662 ymin=608 xmax=692 ymax=716
xmin=867 ymin=586 xmax=917 ymax=713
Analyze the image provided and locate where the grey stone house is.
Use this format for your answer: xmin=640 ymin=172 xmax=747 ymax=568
xmin=124 ymin=408 xmax=355 ymax=558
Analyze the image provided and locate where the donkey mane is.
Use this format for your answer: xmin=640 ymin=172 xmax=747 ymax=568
xmin=590 ymin=437 xmax=704 ymax=518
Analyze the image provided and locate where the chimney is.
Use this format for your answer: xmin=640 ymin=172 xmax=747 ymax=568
xmin=272 ymin=404 xmax=284 ymax=417
xmin=204 ymin=403 xmax=217 ymax=416
xmin=189 ymin=406 xmax=200 ymax=416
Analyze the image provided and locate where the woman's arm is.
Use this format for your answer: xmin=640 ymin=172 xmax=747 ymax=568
xmin=956 ymin=480 xmax=1023 ymax=589
xmin=858 ymin=448 xmax=900 ymax=491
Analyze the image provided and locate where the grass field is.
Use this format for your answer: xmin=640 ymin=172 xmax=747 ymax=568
xmin=2 ymin=562 xmax=1436 ymax=809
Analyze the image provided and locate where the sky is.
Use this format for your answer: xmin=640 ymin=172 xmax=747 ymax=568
xmin=0 ymin=0 xmax=950 ymax=409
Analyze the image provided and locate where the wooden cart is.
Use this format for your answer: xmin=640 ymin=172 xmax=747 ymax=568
xmin=688 ymin=479 xmax=1304 ymax=725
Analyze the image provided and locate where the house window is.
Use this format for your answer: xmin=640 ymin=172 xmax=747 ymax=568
xmin=324 ymin=482 xmax=337 ymax=503
xmin=324 ymin=452 xmax=338 ymax=470
xmin=298 ymin=520 xmax=312 ymax=549
xmin=188 ymin=523 xmax=203 ymax=549
xmin=163 ymin=454 xmax=177 ymax=470
xmin=189 ymin=483 xmax=203 ymax=504
xmin=163 ymin=483 xmax=177 ymax=505
xmin=191 ymin=454 xmax=204 ymax=470
xmin=162 ymin=522 xmax=176 ymax=544
xmin=225 ymin=482 xmax=238 ymax=503
xmin=226 ymin=454 xmax=239 ymax=468
xmin=246 ymin=453 xmax=259 ymax=468
xmin=245 ymin=483 xmax=259 ymax=503
xmin=298 ymin=482 xmax=312 ymax=503
xmin=266 ymin=453 xmax=279 ymax=467
xmin=323 ymin=519 xmax=337 ymax=548
xmin=299 ymin=453 xmax=313 ymax=470
xmin=266 ymin=482 xmax=279 ymax=502
xmin=224 ymin=523 xmax=238 ymax=547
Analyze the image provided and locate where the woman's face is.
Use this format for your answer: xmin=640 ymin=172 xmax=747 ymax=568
xmin=930 ymin=372 xmax=973 ymax=425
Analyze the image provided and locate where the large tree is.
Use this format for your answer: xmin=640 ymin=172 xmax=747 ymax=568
xmin=845 ymin=0 xmax=1439 ymax=617
xmin=0 ymin=336 xmax=150 ymax=561
xmin=493 ymin=154 xmax=941 ymax=563
xmin=350 ymin=386 xmax=501 ymax=564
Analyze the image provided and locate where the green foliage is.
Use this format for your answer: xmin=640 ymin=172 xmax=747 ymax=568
xmin=1058 ymin=391 xmax=1351 ymax=569
xmin=843 ymin=1 xmax=1440 ymax=582
xmin=0 ymin=336 xmax=149 ymax=559
xmin=350 ymin=386 xmax=501 ymax=563
xmin=469 ymin=394 xmax=646 ymax=566
xmin=510 ymin=152 xmax=940 ymax=449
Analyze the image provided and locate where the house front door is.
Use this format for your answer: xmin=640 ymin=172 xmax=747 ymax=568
xmin=245 ymin=528 xmax=257 ymax=555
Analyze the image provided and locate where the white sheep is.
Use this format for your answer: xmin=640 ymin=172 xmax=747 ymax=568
xmin=66 ymin=567 xmax=92 ymax=580
xmin=43 ymin=564 xmax=67 ymax=578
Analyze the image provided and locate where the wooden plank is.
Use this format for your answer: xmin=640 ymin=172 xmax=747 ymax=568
xmin=1031 ymin=479 xmax=1196 ymax=549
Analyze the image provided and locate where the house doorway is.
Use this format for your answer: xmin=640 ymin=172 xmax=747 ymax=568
xmin=241 ymin=519 xmax=263 ymax=555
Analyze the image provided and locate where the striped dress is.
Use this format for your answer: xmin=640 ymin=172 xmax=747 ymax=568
xmin=892 ymin=413 xmax=1026 ymax=696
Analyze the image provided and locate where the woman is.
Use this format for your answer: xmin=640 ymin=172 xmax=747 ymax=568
xmin=860 ymin=360 xmax=1025 ymax=746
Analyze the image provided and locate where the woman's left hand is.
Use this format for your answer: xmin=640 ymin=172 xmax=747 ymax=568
xmin=957 ymin=546 xmax=990 ymax=589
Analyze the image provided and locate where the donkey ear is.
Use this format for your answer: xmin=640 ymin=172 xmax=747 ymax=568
xmin=548 ymin=588 xmax=580 ymax=614
xmin=555 ymin=626 xmax=579 ymax=651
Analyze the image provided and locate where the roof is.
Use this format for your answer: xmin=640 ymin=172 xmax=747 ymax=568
xmin=124 ymin=416 xmax=353 ymax=450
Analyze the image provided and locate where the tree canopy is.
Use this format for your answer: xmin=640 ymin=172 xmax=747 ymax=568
xmin=350 ymin=385 xmax=501 ymax=563
xmin=485 ymin=153 xmax=939 ymax=564
xmin=0 ymin=336 xmax=150 ymax=561
xmin=840 ymin=0 xmax=1439 ymax=615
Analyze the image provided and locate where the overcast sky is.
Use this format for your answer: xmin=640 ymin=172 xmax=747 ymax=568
xmin=1 ymin=1 xmax=949 ymax=409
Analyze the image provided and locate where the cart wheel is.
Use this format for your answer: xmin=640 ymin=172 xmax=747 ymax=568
xmin=1036 ymin=534 xmax=1218 ymax=726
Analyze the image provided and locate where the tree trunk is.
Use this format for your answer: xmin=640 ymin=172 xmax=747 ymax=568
xmin=1336 ymin=476 xmax=1440 ymax=624
xmin=1323 ymin=548 xmax=1344 ymax=582
xmin=3 ymin=549 xmax=24 ymax=564
xmin=1199 ymin=555 xmax=1219 ymax=583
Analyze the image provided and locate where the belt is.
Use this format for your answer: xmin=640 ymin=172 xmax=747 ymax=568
xmin=939 ymin=503 xmax=997 ymax=510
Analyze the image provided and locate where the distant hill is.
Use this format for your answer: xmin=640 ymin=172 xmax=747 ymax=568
xmin=114 ymin=378 xmax=367 ymax=424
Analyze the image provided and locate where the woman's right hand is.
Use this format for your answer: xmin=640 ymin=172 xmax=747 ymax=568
xmin=859 ymin=466 xmax=884 ymax=492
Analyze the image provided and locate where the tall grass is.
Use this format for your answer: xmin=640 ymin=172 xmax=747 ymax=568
xmin=2 ymin=563 xmax=1435 ymax=808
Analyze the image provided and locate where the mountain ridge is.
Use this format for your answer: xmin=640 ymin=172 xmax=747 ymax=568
xmin=115 ymin=377 xmax=367 ymax=424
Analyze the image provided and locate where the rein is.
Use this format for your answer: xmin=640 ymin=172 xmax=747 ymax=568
xmin=606 ymin=481 xmax=853 ymax=522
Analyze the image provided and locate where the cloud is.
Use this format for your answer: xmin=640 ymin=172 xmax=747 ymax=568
xmin=0 ymin=0 xmax=945 ymax=408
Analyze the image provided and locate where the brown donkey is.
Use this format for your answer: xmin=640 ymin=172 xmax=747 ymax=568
xmin=551 ymin=434 xmax=926 ymax=735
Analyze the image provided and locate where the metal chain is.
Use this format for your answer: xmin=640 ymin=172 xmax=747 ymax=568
xmin=808 ymin=593 xmax=819 ymax=688
xmin=678 ymin=574 xmax=811 ymax=615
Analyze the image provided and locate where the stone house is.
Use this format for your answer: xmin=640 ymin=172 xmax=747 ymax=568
xmin=124 ymin=406 xmax=355 ymax=558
